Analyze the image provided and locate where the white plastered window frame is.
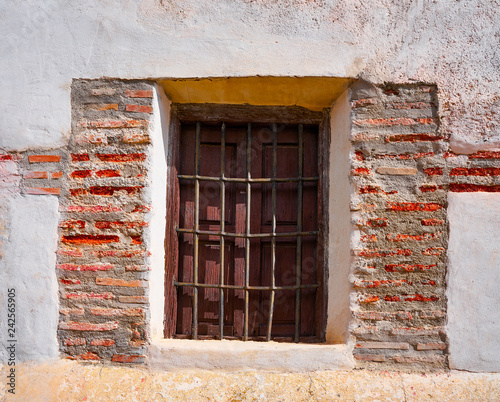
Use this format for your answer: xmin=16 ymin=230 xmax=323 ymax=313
xmin=147 ymin=79 xmax=354 ymax=371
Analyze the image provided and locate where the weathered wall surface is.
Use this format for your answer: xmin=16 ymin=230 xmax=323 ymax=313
xmin=0 ymin=0 xmax=498 ymax=151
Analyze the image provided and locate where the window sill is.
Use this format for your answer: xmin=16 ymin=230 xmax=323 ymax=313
xmin=147 ymin=339 xmax=355 ymax=372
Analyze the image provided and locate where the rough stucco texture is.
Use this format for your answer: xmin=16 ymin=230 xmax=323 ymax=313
xmin=0 ymin=0 xmax=499 ymax=152
xmin=447 ymin=193 xmax=500 ymax=372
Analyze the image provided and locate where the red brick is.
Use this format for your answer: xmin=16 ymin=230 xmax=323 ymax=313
xmin=71 ymin=153 xmax=90 ymax=162
xmin=360 ymin=235 xmax=377 ymax=243
xmin=351 ymin=98 xmax=375 ymax=108
xmin=57 ymin=249 xmax=84 ymax=257
xmin=403 ymin=294 xmax=440 ymax=302
xmin=64 ymin=338 xmax=86 ymax=346
xmin=90 ymin=339 xmax=115 ymax=347
xmin=96 ymin=153 xmax=146 ymax=162
xmin=59 ymin=321 xmax=119 ymax=331
xmin=356 ymin=342 xmax=409 ymax=350
xmin=468 ymin=151 xmax=500 ymax=159
xmin=387 ymin=102 xmax=432 ymax=109
xmin=65 ymin=205 xmax=123 ymax=213
xmin=416 ymin=342 xmax=447 ymax=351
xmin=90 ymin=308 xmax=144 ymax=317
xmin=126 ymin=104 xmax=153 ymax=113
xmin=423 ymin=167 xmax=443 ymax=176
xmin=60 ymin=278 xmax=82 ymax=285
xmin=421 ymin=280 xmax=437 ymax=286
xmin=450 ymin=167 xmax=500 ymax=176
xmin=29 ymin=155 xmax=61 ymax=163
xmin=450 ymin=183 xmax=500 ymax=192
xmin=443 ymin=151 xmax=459 ymax=158
xmin=421 ymin=219 xmax=444 ymax=226
xmin=122 ymin=132 xmax=150 ymax=144
xmin=419 ymin=185 xmax=437 ymax=192
xmin=354 ymin=354 xmax=386 ymax=362
xmin=386 ymin=134 xmax=443 ymax=143
xmin=112 ymin=354 xmax=146 ymax=363
xmin=69 ymin=188 xmax=88 ymax=196
xmin=25 ymin=187 xmax=60 ymax=195
xmin=125 ymin=90 xmax=153 ymax=98
xmin=65 ymin=292 xmax=114 ymax=300
xmin=52 ymin=171 xmax=63 ymax=179
xmin=95 ymin=221 xmax=148 ymax=229
xmin=59 ymin=220 xmax=86 ymax=229
xmin=60 ymin=308 xmax=85 ymax=316
xmin=353 ymin=279 xmax=408 ymax=288
xmin=375 ymin=152 xmax=434 ymax=160
xmin=61 ymin=235 xmax=119 ymax=244
xmin=391 ymin=327 xmax=443 ymax=336
xmin=125 ymin=265 xmax=150 ymax=272
xmin=359 ymin=295 xmax=379 ymax=303
xmin=119 ymin=296 xmax=148 ymax=304
xmin=24 ymin=171 xmax=48 ymax=179
xmin=386 ymin=232 xmax=442 ymax=242
xmin=70 ymin=170 xmax=92 ymax=178
xmin=354 ymin=151 xmax=364 ymax=161
xmin=387 ymin=202 xmax=443 ymax=212
xmin=80 ymin=120 xmax=148 ymax=129
xmin=354 ymin=118 xmax=434 ymax=127
xmin=351 ymin=167 xmax=371 ymax=175
xmin=131 ymin=235 xmax=143 ymax=245
xmin=0 ymin=154 xmax=13 ymax=161
xmin=355 ymin=249 xmax=412 ymax=258
xmin=96 ymin=277 xmax=146 ymax=287
xmin=57 ymin=263 xmax=114 ymax=272
xmin=92 ymin=103 xmax=118 ymax=111
xmin=422 ymin=247 xmax=445 ymax=256
xmin=92 ymin=250 xmax=147 ymax=258
xmin=384 ymin=295 xmax=401 ymax=302
xmin=89 ymin=186 xmax=143 ymax=196
xmin=385 ymin=264 xmax=436 ymax=272
xmin=96 ymin=169 xmax=121 ymax=178
xmin=68 ymin=352 xmax=102 ymax=361
xmin=366 ymin=218 xmax=388 ymax=227
xmin=359 ymin=186 xmax=397 ymax=195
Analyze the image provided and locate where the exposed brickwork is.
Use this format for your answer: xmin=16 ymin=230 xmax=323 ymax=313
xmin=56 ymin=79 xmax=154 ymax=363
xmin=350 ymin=83 xmax=449 ymax=370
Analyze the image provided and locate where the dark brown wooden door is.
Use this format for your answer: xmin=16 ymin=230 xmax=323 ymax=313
xmin=175 ymin=122 xmax=319 ymax=341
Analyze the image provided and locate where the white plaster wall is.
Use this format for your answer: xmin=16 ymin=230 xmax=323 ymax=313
xmin=0 ymin=0 xmax=499 ymax=151
xmin=0 ymin=195 xmax=59 ymax=362
xmin=447 ymin=193 xmax=500 ymax=372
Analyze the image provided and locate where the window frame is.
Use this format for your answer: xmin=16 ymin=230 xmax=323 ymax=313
xmin=164 ymin=104 xmax=331 ymax=342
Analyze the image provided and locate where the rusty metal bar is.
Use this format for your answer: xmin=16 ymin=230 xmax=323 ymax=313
xmin=193 ymin=122 xmax=201 ymax=339
xmin=177 ymin=228 xmax=318 ymax=238
xmin=174 ymin=282 xmax=319 ymax=291
xmin=295 ymin=124 xmax=303 ymax=343
xmin=267 ymin=123 xmax=277 ymax=341
xmin=244 ymin=123 xmax=251 ymax=341
xmin=178 ymin=174 xmax=318 ymax=183
xmin=219 ymin=122 xmax=226 ymax=340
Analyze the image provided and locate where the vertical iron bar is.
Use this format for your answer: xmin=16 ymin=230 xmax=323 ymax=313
xmin=219 ymin=123 xmax=226 ymax=339
xmin=267 ymin=123 xmax=277 ymax=341
xmin=295 ymin=124 xmax=303 ymax=343
xmin=193 ymin=122 xmax=201 ymax=339
xmin=244 ymin=123 xmax=251 ymax=341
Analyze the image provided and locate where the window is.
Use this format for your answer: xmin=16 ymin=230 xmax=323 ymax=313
xmin=164 ymin=105 xmax=329 ymax=343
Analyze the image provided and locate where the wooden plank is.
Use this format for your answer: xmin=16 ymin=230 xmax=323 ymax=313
xmin=173 ymin=104 xmax=324 ymax=124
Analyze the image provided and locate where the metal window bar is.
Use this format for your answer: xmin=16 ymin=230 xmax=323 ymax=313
xmin=266 ymin=123 xmax=278 ymax=341
xmin=192 ymin=122 xmax=201 ymax=339
xmin=244 ymin=123 xmax=251 ymax=341
xmin=219 ymin=123 xmax=226 ymax=339
xmin=176 ymin=122 xmax=319 ymax=341
xmin=295 ymin=124 xmax=303 ymax=343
